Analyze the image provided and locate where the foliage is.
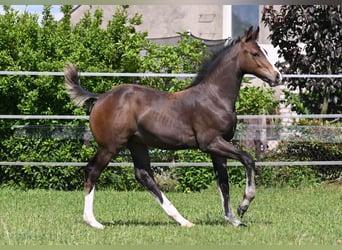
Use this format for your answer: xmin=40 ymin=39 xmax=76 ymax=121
xmin=279 ymin=119 xmax=342 ymax=181
xmin=0 ymin=5 xmax=203 ymax=190
xmin=0 ymin=5 xmax=205 ymax=117
xmin=283 ymin=90 xmax=310 ymax=114
xmin=0 ymin=5 xmax=281 ymax=191
xmin=262 ymin=5 xmax=341 ymax=114
xmin=236 ymin=81 xmax=279 ymax=115
xmin=173 ymin=166 xmax=214 ymax=192
xmin=256 ymin=164 xmax=321 ymax=188
xmin=0 ymin=138 xmax=88 ymax=190
xmin=97 ymin=166 xmax=143 ymax=191
xmin=140 ymin=32 xmax=206 ymax=92
xmin=259 ymin=120 xmax=342 ymax=187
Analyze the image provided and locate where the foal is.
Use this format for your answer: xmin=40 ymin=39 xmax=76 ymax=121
xmin=65 ymin=26 xmax=281 ymax=229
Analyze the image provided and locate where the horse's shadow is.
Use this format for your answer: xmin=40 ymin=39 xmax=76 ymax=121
xmin=101 ymin=217 xmax=273 ymax=227
xmin=101 ymin=217 xmax=227 ymax=227
xmin=102 ymin=220 xmax=170 ymax=227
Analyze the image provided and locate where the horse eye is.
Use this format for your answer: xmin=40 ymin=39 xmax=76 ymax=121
xmin=252 ymin=52 xmax=260 ymax=58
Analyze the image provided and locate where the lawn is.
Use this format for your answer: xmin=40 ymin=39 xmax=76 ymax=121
xmin=0 ymin=184 xmax=341 ymax=246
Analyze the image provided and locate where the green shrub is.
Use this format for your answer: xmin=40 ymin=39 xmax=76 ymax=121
xmin=0 ymin=6 xmax=285 ymax=191
xmin=97 ymin=166 xmax=142 ymax=191
xmin=259 ymin=120 xmax=341 ymax=187
xmin=255 ymin=165 xmax=321 ymax=188
xmin=236 ymin=81 xmax=279 ymax=115
xmin=153 ymin=167 xmax=180 ymax=192
xmin=0 ymin=165 xmax=83 ymax=190
xmin=173 ymin=166 xmax=214 ymax=193
xmin=263 ymin=141 xmax=342 ymax=183
xmin=0 ymin=136 xmax=88 ymax=190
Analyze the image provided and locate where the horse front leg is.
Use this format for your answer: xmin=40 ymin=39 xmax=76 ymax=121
xmin=207 ymin=137 xmax=256 ymax=224
xmin=237 ymin=155 xmax=256 ymax=218
xmin=210 ymin=153 xmax=246 ymax=227
xmin=128 ymin=141 xmax=194 ymax=227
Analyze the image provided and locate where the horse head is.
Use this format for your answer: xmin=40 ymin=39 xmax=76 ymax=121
xmin=238 ymin=26 xmax=282 ymax=87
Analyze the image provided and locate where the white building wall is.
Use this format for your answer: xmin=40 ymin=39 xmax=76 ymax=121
xmin=70 ymin=5 xmax=292 ymax=149
xmin=71 ymin=5 xmax=223 ymax=40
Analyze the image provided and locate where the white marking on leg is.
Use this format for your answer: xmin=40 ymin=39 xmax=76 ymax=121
xmin=83 ymin=186 xmax=104 ymax=229
xmin=242 ymin=171 xmax=256 ymax=208
xmin=154 ymin=192 xmax=194 ymax=227
xmin=218 ymin=189 xmax=242 ymax=227
xmin=240 ymin=189 xmax=255 ymax=211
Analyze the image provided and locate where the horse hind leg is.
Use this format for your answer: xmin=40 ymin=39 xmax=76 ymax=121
xmin=128 ymin=141 xmax=194 ymax=227
xmin=83 ymin=146 xmax=115 ymax=229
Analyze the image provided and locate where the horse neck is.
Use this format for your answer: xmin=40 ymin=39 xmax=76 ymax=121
xmin=200 ymin=46 xmax=243 ymax=111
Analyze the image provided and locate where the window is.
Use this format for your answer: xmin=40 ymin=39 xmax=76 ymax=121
xmin=231 ymin=5 xmax=259 ymax=38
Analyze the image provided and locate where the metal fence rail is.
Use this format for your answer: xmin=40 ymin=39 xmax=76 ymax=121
xmin=1 ymin=114 xmax=341 ymax=168
xmin=1 ymin=114 xmax=342 ymax=120
xmin=0 ymin=71 xmax=341 ymax=79
xmin=1 ymin=71 xmax=341 ymax=168
xmin=1 ymin=161 xmax=341 ymax=167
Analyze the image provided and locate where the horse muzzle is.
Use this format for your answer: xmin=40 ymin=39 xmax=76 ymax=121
xmin=263 ymin=71 xmax=282 ymax=87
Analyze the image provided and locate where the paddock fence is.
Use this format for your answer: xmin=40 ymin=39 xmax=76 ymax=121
xmin=0 ymin=71 xmax=341 ymax=168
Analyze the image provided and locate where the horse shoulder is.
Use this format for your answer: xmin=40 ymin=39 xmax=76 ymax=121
xmin=191 ymin=102 xmax=237 ymax=150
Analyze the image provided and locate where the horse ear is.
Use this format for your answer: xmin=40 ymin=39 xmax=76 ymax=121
xmin=252 ymin=26 xmax=260 ymax=40
xmin=242 ymin=26 xmax=254 ymax=43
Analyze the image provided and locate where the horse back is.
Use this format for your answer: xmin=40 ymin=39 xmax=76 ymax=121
xmin=89 ymin=84 xmax=198 ymax=150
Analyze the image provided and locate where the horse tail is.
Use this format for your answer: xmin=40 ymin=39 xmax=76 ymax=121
xmin=64 ymin=64 xmax=100 ymax=107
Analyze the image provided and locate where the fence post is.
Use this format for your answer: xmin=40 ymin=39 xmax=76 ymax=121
xmin=254 ymin=130 xmax=261 ymax=162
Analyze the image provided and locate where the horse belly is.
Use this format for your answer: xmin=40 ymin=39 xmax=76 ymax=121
xmin=135 ymin=112 xmax=196 ymax=149
xmin=133 ymin=132 xmax=196 ymax=150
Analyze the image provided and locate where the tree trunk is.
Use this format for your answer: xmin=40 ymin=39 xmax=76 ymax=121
xmin=321 ymin=66 xmax=332 ymax=114
xmin=321 ymin=92 xmax=329 ymax=114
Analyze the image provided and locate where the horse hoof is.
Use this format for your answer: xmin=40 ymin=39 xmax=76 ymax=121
xmin=183 ymin=221 xmax=195 ymax=227
xmin=84 ymin=219 xmax=105 ymax=229
xmin=237 ymin=205 xmax=246 ymax=218
xmin=231 ymin=219 xmax=246 ymax=227
xmin=88 ymin=222 xmax=105 ymax=229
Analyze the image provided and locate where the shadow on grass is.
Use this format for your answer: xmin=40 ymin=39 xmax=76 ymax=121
xmin=102 ymin=217 xmax=273 ymax=227
xmin=102 ymin=219 xmax=228 ymax=227
xmin=195 ymin=219 xmax=273 ymax=227
xmin=102 ymin=220 xmax=171 ymax=227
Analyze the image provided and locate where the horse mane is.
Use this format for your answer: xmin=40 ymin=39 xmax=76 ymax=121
xmin=186 ymin=37 xmax=241 ymax=88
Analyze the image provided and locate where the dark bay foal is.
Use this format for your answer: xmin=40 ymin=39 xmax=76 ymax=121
xmin=64 ymin=26 xmax=281 ymax=229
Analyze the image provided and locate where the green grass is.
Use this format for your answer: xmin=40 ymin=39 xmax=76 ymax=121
xmin=0 ymin=184 xmax=341 ymax=246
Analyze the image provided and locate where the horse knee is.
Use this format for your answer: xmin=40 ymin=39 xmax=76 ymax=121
xmin=241 ymin=152 xmax=255 ymax=168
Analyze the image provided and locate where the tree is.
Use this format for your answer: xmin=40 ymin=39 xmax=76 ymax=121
xmin=0 ymin=5 xmax=207 ymax=190
xmin=0 ymin=5 xmax=281 ymax=190
xmin=262 ymin=5 xmax=341 ymax=114
xmin=0 ymin=5 xmax=207 ymax=117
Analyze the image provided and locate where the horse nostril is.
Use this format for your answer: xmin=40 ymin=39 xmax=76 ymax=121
xmin=275 ymin=72 xmax=282 ymax=82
